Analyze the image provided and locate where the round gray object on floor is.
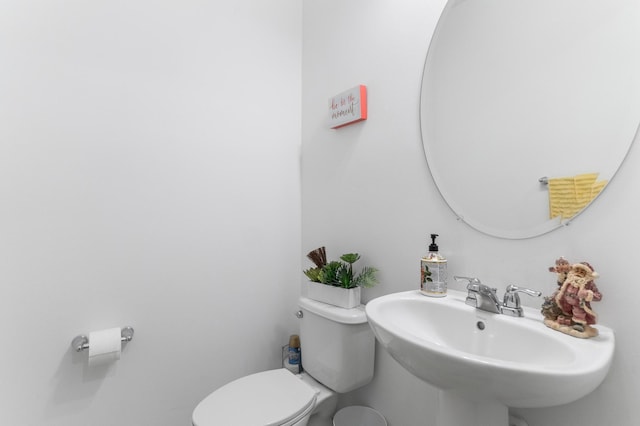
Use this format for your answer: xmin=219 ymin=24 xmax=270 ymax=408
xmin=333 ymin=406 xmax=386 ymax=426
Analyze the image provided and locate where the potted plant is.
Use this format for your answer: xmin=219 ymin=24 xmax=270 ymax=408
xmin=303 ymin=246 xmax=378 ymax=308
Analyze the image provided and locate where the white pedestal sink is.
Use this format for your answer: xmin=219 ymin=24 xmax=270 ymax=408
xmin=365 ymin=290 xmax=615 ymax=426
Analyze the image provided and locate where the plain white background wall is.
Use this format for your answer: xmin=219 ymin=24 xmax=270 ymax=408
xmin=302 ymin=1 xmax=640 ymax=425
xmin=0 ymin=1 xmax=301 ymax=425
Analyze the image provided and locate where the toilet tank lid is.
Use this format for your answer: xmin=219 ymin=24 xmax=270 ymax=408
xmin=298 ymin=297 xmax=368 ymax=324
xmin=192 ymin=369 xmax=317 ymax=426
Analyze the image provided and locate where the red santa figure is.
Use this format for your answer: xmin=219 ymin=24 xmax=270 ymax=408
xmin=555 ymin=262 xmax=602 ymax=333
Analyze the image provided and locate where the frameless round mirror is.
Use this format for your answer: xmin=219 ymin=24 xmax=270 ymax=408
xmin=420 ymin=0 xmax=640 ymax=239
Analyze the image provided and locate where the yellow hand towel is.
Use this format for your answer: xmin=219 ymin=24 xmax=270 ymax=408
xmin=573 ymin=173 xmax=599 ymax=215
xmin=548 ymin=177 xmax=576 ymax=219
xmin=547 ymin=173 xmax=607 ymax=220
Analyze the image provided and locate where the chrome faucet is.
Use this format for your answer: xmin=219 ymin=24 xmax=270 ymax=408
xmin=454 ymin=277 xmax=541 ymax=317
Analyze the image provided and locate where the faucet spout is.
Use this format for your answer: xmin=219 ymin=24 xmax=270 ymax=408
xmin=455 ymin=276 xmax=501 ymax=314
xmin=474 ymin=284 xmax=501 ymax=314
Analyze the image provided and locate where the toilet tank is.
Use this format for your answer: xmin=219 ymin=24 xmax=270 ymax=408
xmin=298 ymin=297 xmax=375 ymax=393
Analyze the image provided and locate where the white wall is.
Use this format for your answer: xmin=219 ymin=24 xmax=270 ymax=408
xmin=0 ymin=1 xmax=301 ymax=425
xmin=302 ymin=1 xmax=639 ymax=425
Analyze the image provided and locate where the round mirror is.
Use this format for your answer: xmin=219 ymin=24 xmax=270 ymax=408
xmin=420 ymin=0 xmax=640 ymax=239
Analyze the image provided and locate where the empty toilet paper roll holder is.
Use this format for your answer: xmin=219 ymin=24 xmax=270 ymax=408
xmin=71 ymin=326 xmax=134 ymax=352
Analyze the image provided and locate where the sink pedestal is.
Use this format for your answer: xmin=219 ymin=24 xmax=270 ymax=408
xmin=437 ymin=391 xmax=508 ymax=426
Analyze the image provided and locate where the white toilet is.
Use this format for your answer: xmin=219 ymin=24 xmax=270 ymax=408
xmin=192 ymin=296 xmax=375 ymax=426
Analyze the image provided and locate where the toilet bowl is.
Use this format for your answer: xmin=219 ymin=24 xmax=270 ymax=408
xmin=298 ymin=371 xmax=337 ymax=423
xmin=192 ymin=297 xmax=375 ymax=426
xmin=192 ymin=369 xmax=336 ymax=426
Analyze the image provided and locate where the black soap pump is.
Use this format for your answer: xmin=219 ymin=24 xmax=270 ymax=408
xmin=420 ymin=234 xmax=448 ymax=297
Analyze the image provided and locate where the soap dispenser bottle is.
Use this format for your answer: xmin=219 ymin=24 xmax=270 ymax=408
xmin=420 ymin=233 xmax=448 ymax=297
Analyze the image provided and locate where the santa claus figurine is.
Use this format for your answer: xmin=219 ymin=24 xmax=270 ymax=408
xmin=543 ymin=261 xmax=602 ymax=338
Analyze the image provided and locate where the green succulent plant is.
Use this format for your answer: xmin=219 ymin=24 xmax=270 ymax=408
xmin=304 ymin=247 xmax=378 ymax=289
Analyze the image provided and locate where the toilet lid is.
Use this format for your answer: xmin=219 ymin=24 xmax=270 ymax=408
xmin=192 ymin=368 xmax=317 ymax=426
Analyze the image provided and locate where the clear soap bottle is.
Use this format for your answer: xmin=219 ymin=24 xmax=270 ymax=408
xmin=420 ymin=234 xmax=448 ymax=297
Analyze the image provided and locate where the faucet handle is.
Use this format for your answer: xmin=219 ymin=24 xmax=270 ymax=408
xmin=454 ymin=276 xmax=482 ymax=291
xmin=455 ymin=276 xmax=498 ymax=296
xmin=505 ymin=284 xmax=542 ymax=297
xmin=503 ymin=285 xmax=542 ymax=307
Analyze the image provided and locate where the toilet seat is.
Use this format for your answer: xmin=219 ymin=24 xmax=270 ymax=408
xmin=192 ymin=368 xmax=317 ymax=426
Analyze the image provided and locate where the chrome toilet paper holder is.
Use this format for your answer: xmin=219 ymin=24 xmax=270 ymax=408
xmin=71 ymin=326 xmax=135 ymax=352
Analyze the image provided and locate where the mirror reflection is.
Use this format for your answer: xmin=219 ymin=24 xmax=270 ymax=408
xmin=421 ymin=0 xmax=640 ymax=239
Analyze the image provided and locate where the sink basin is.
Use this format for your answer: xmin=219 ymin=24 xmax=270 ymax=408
xmin=365 ymin=290 xmax=614 ymax=408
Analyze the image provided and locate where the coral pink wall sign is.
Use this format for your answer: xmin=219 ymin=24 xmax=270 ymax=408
xmin=328 ymin=85 xmax=367 ymax=129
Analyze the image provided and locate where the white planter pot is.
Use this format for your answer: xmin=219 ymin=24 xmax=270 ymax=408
xmin=307 ymin=281 xmax=361 ymax=309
